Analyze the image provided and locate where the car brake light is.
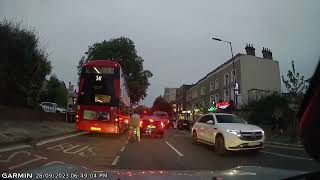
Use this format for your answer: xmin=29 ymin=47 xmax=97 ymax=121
xmin=140 ymin=121 xmax=143 ymax=127
xmin=161 ymin=122 xmax=164 ymax=128
xmin=149 ymin=119 xmax=154 ymax=122
xmin=115 ymin=118 xmax=118 ymax=122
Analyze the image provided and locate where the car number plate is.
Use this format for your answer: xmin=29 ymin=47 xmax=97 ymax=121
xmin=147 ymin=125 xmax=156 ymax=129
xmin=90 ymin=127 xmax=101 ymax=131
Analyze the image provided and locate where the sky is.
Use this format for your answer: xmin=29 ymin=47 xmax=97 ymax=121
xmin=1 ymin=0 xmax=320 ymax=106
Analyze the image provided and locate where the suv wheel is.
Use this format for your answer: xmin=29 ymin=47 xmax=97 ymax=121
xmin=192 ymin=131 xmax=199 ymax=144
xmin=215 ymin=135 xmax=227 ymax=155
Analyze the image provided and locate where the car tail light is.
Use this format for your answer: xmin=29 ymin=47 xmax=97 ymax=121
xmin=124 ymin=119 xmax=129 ymax=124
xmin=115 ymin=118 xmax=118 ymax=122
xmin=161 ymin=122 xmax=164 ymax=128
xmin=149 ymin=119 xmax=154 ymax=122
xmin=140 ymin=121 xmax=143 ymax=127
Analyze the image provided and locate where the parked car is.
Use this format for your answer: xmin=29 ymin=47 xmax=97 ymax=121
xmin=177 ymin=119 xmax=191 ymax=130
xmin=140 ymin=116 xmax=165 ymax=138
xmin=40 ymin=102 xmax=66 ymax=113
xmin=153 ymin=111 xmax=170 ymax=128
xmin=191 ymin=113 xmax=264 ymax=155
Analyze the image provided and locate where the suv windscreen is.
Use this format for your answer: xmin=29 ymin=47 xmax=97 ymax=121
xmin=153 ymin=112 xmax=169 ymax=118
xmin=216 ymin=115 xmax=245 ymax=124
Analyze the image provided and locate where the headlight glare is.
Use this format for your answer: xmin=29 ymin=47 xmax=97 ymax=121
xmin=227 ymin=129 xmax=241 ymax=137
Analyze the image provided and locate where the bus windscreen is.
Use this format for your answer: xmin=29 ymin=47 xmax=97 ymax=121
xmin=85 ymin=67 xmax=114 ymax=74
xmin=78 ymin=73 xmax=119 ymax=106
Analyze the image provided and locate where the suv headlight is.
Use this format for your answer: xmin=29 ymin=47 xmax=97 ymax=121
xmin=226 ymin=129 xmax=241 ymax=137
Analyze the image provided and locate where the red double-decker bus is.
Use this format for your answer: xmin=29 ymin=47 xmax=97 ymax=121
xmin=76 ymin=60 xmax=131 ymax=134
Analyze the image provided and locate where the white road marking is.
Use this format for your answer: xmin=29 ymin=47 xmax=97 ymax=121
xmin=111 ymin=156 xmax=120 ymax=166
xmin=47 ymin=143 xmax=96 ymax=157
xmin=265 ymin=141 xmax=303 ymax=147
xmin=8 ymin=155 xmax=47 ymax=170
xmin=42 ymin=161 xmax=65 ymax=166
xmin=261 ymin=150 xmax=313 ymax=161
xmin=120 ymin=146 xmax=125 ymax=152
xmin=0 ymin=144 xmax=32 ymax=153
xmin=265 ymin=144 xmax=304 ymax=151
xmin=0 ymin=151 xmax=31 ymax=163
xmin=36 ymin=131 xmax=89 ymax=146
xmin=165 ymin=141 xmax=184 ymax=157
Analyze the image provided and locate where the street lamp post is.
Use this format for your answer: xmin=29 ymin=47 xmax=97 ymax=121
xmin=211 ymin=37 xmax=237 ymax=109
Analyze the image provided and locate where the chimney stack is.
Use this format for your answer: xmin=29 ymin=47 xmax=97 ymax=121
xmin=262 ymin=47 xmax=273 ymax=60
xmin=245 ymin=44 xmax=255 ymax=56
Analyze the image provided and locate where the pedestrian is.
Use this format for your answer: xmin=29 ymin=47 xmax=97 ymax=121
xmin=129 ymin=110 xmax=141 ymax=142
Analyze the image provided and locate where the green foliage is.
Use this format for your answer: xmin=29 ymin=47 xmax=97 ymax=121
xmin=78 ymin=37 xmax=153 ymax=105
xmin=0 ymin=19 xmax=52 ymax=107
xmin=282 ymin=60 xmax=306 ymax=96
xmin=39 ymin=75 xmax=68 ymax=107
xmin=151 ymin=96 xmax=173 ymax=115
xmin=245 ymin=93 xmax=293 ymax=126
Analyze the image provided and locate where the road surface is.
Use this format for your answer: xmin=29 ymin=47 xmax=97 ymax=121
xmin=0 ymin=128 xmax=318 ymax=173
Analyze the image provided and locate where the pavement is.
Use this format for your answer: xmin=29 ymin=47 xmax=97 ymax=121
xmin=0 ymin=119 xmax=76 ymax=146
xmin=0 ymin=128 xmax=318 ymax=174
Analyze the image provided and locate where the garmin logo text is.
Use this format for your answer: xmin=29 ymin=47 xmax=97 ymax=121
xmin=2 ymin=173 xmax=32 ymax=179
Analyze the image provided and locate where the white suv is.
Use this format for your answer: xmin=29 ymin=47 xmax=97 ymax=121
xmin=191 ymin=113 xmax=264 ymax=155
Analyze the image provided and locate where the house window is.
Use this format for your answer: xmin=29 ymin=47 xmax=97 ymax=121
xmin=224 ymin=73 xmax=229 ymax=86
xmin=215 ymin=79 xmax=219 ymax=89
xmin=214 ymin=93 xmax=219 ymax=103
xmin=224 ymin=89 xmax=229 ymax=101
xmin=231 ymin=70 xmax=236 ymax=82
xmin=230 ymin=87 xmax=234 ymax=101
xmin=210 ymin=81 xmax=214 ymax=91
xmin=200 ymin=87 xmax=205 ymax=96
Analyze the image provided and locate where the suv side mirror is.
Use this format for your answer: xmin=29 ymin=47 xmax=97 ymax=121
xmin=206 ymin=120 xmax=214 ymax=124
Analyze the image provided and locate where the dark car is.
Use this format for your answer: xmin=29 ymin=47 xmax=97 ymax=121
xmin=153 ymin=111 xmax=170 ymax=128
xmin=177 ymin=119 xmax=191 ymax=130
xmin=140 ymin=116 xmax=165 ymax=138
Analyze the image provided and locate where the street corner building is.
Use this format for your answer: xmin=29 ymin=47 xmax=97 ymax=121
xmin=184 ymin=44 xmax=281 ymax=112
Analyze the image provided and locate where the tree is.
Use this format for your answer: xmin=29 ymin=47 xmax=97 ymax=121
xmin=151 ymin=96 xmax=173 ymax=116
xmin=0 ymin=19 xmax=52 ymax=107
xmin=39 ymin=75 xmax=68 ymax=107
xmin=282 ymin=60 xmax=306 ymax=96
xmin=77 ymin=37 xmax=153 ymax=105
xmin=134 ymin=105 xmax=151 ymax=115
xmin=245 ymin=93 xmax=291 ymax=125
